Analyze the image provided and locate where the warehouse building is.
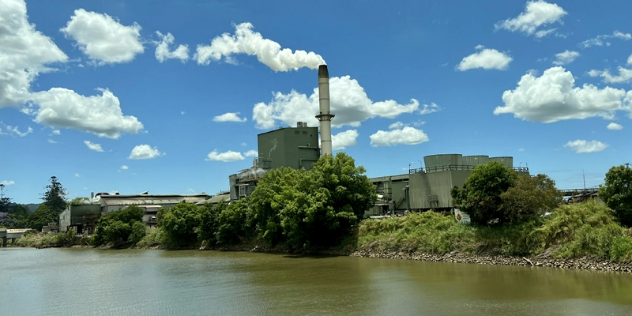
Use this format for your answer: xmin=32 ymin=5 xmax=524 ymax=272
xmin=365 ymin=154 xmax=529 ymax=217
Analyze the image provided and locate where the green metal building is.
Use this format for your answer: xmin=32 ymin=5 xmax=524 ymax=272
xmin=229 ymin=123 xmax=321 ymax=200
xmin=59 ymin=204 xmax=102 ymax=234
xmin=365 ymin=153 xmax=529 ymax=217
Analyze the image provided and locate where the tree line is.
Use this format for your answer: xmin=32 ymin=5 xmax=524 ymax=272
xmin=0 ymin=176 xmax=68 ymax=231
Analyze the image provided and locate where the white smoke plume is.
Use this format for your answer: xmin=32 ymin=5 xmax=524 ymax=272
xmin=195 ymin=22 xmax=325 ymax=72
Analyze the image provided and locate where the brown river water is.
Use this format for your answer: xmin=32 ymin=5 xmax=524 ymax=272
xmin=1 ymin=248 xmax=631 ymax=315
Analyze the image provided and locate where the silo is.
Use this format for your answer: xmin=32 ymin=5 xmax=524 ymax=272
xmin=424 ymin=154 xmax=462 ymax=170
xmin=490 ymin=157 xmax=514 ymax=169
xmin=462 ymin=155 xmax=489 ymax=166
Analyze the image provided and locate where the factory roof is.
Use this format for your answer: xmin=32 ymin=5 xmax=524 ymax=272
xmin=100 ymin=194 xmax=210 ymax=207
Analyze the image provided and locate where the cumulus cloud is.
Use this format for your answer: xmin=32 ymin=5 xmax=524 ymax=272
xmin=61 ymin=9 xmax=144 ymax=65
xmin=553 ymin=50 xmax=580 ymax=65
xmin=205 ymin=150 xmax=245 ymax=162
xmin=29 ymin=88 xmax=144 ymax=138
xmin=195 ymin=22 xmax=325 ymax=71
xmin=213 ymin=112 xmax=247 ymax=122
xmin=494 ymin=1 xmax=567 ymax=37
xmin=564 ymin=140 xmax=608 ymax=153
xmin=332 ymin=130 xmax=359 ymax=150
xmin=494 ymin=67 xmax=629 ymax=123
xmin=154 ymin=31 xmax=189 ymax=63
xmin=0 ymin=0 xmax=68 ymax=108
xmin=252 ymin=76 xmax=426 ymax=129
xmin=120 ymin=165 xmax=129 ymax=170
xmin=0 ymin=122 xmax=33 ymax=137
xmin=607 ymin=122 xmax=623 ymax=130
xmin=369 ymin=127 xmax=429 ymax=147
xmin=84 ymin=140 xmax=104 ymax=152
xmin=588 ymin=67 xmax=632 ymax=84
xmin=244 ymin=150 xmax=258 ymax=157
xmin=457 ymin=46 xmax=512 ymax=71
xmin=128 ymin=144 xmax=163 ymax=159
xmin=579 ymin=31 xmax=632 ymax=48
xmin=389 ymin=122 xmax=405 ymax=129
xmin=0 ymin=180 xmax=15 ymax=186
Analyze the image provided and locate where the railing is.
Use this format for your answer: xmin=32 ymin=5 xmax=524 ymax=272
xmin=410 ymin=165 xmax=530 ymax=174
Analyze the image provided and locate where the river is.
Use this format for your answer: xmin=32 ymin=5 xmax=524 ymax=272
xmin=1 ymin=248 xmax=631 ymax=315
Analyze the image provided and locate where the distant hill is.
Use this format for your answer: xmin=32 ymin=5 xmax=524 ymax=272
xmin=25 ymin=204 xmax=40 ymax=213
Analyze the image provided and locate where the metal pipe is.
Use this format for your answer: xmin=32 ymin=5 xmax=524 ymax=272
xmin=316 ymin=65 xmax=334 ymax=156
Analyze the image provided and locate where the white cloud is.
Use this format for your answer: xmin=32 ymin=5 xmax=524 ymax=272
xmin=205 ymin=150 xmax=245 ymax=162
xmin=252 ymin=76 xmax=426 ymax=129
xmin=52 ymin=129 xmax=61 ymax=135
xmin=579 ymin=31 xmax=632 ymax=48
xmin=457 ymin=46 xmax=512 ymax=71
xmin=389 ymin=122 xmax=405 ymax=129
xmin=553 ymin=50 xmax=580 ymax=65
xmin=332 ymin=130 xmax=359 ymax=150
xmin=494 ymin=1 xmax=567 ymax=37
xmin=128 ymin=144 xmax=163 ymax=160
xmin=120 ymin=165 xmax=129 ymax=170
xmin=0 ymin=180 xmax=15 ymax=186
xmin=29 ymin=88 xmax=144 ymax=138
xmin=244 ymin=150 xmax=258 ymax=157
xmin=419 ymin=103 xmax=440 ymax=115
xmin=607 ymin=122 xmax=623 ymax=130
xmin=213 ymin=112 xmax=247 ymax=122
xmin=74 ymin=173 xmax=80 ymax=178
xmin=47 ymin=139 xmax=57 ymax=144
xmin=61 ymin=9 xmax=144 ymax=65
xmin=84 ymin=140 xmax=104 ymax=152
xmin=564 ymin=140 xmax=608 ymax=153
xmin=519 ymin=148 xmax=525 ymax=152
xmin=155 ymin=31 xmax=189 ymax=63
xmin=628 ymin=54 xmax=632 ymax=65
xmin=588 ymin=67 xmax=632 ymax=84
xmin=0 ymin=122 xmax=33 ymax=137
xmin=195 ymin=22 xmax=325 ymax=72
xmin=369 ymin=127 xmax=429 ymax=147
xmin=0 ymin=0 xmax=68 ymax=108
xmin=494 ymin=67 xmax=628 ymax=123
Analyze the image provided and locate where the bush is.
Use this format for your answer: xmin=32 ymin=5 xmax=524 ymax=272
xmin=93 ymin=205 xmax=144 ymax=246
xmin=129 ymin=221 xmax=147 ymax=245
xmin=452 ymin=162 xmax=517 ymax=225
xmin=158 ymin=202 xmax=201 ymax=247
xmin=136 ymin=228 xmax=166 ymax=248
xmin=216 ymin=198 xmax=250 ymax=245
xmin=599 ymin=165 xmax=632 ymax=227
xmin=500 ymin=174 xmax=562 ymax=223
xmin=198 ymin=201 xmax=227 ymax=246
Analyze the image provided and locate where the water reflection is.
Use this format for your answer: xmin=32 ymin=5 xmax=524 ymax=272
xmin=0 ymin=248 xmax=630 ymax=316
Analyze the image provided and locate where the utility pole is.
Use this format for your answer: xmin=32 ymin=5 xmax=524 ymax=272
xmin=0 ymin=183 xmax=4 ymax=199
xmin=583 ymin=169 xmax=586 ymax=190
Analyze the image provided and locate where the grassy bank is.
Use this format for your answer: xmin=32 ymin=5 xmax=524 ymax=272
xmin=14 ymin=230 xmax=81 ymax=248
xmin=357 ymin=201 xmax=632 ymax=263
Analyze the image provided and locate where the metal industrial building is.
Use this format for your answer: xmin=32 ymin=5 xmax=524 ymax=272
xmin=366 ymin=153 xmax=529 ymax=217
xmin=58 ymin=193 xmax=211 ymax=233
xmin=229 ymin=123 xmax=320 ymax=200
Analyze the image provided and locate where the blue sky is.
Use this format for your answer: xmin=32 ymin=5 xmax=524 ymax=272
xmin=1 ymin=0 xmax=631 ymax=203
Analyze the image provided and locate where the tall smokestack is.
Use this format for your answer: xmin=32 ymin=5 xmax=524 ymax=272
xmin=316 ymin=65 xmax=334 ymax=156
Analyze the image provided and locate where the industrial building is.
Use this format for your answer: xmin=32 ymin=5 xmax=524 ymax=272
xmin=58 ymin=193 xmax=211 ymax=233
xmin=229 ymin=65 xmax=333 ymax=200
xmin=366 ymin=154 xmax=529 ymax=217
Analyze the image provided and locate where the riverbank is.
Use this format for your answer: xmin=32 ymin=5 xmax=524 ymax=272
xmin=351 ymin=249 xmax=632 ymax=273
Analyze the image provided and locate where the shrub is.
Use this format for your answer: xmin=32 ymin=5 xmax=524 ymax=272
xmin=129 ymin=221 xmax=147 ymax=245
xmin=136 ymin=228 xmax=166 ymax=248
xmin=599 ymin=165 xmax=632 ymax=227
xmin=198 ymin=202 xmax=227 ymax=246
xmin=93 ymin=205 xmax=144 ymax=246
xmin=158 ymin=202 xmax=201 ymax=247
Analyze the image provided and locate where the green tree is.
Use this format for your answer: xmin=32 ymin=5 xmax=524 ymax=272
xmin=500 ymin=174 xmax=562 ymax=223
xmin=27 ymin=204 xmax=56 ymax=231
xmin=247 ymin=167 xmax=303 ymax=245
xmin=216 ymin=198 xmax=250 ymax=245
xmin=275 ymin=153 xmax=376 ymax=248
xmin=599 ymin=165 xmax=632 ymax=226
xmin=92 ymin=205 xmax=145 ymax=246
xmin=158 ymin=202 xmax=201 ymax=247
xmin=42 ymin=176 xmax=67 ymax=215
xmin=451 ymin=161 xmax=517 ymax=225
xmin=129 ymin=221 xmax=147 ymax=245
xmin=198 ymin=201 xmax=227 ymax=246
